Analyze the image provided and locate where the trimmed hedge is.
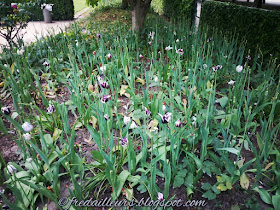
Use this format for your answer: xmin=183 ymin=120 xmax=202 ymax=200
xmin=163 ymin=0 xmax=197 ymax=23
xmin=200 ymin=0 xmax=280 ymax=59
xmin=14 ymin=0 xmax=74 ymax=21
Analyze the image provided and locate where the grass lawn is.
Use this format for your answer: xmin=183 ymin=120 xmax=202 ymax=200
xmin=73 ymin=0 xmax=88 ymax=14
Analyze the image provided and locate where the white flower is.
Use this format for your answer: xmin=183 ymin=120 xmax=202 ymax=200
xmin=26 ymin=158 xmax=33 ymax=163
xmin=148 ymin=31 xmax=155 ymax=40
xmin=100 ymin=66 xmax=106 ymax=72
xmin=154 ymin=76 xmax=158 ymax=82
xmin=203 ymin=64 xmax=207 ymax=69
xmin=162 ymin=105 xmax=167 ymax=112
xmin=158 ymin=192 xmax=164 ymax=201
xmin=130 ymin=121 xmax=137 ymax=129
xmin=23 ymin=133 xmax=31 ymax=141
xmin=176 ymin=39 xmax=179 ymax=43
xmin=228 ymin=80 xmax=235 ymax=85
xmin=192 ymin=116 xmax=197 ymax=125
xmin=236 ymin=65 xmax=243 ymax=73
xmin=22 ymin=122 xmax=33 ymax=132
xmin=165 ymin=46 xmax=173 ymax=51
xmin=124 ymin=116 xmax=131 ymax=125
xmin=7 ymin=164 xmax=17 ymax=174
xmin=17 ymin=48 xmax=24 ymax=55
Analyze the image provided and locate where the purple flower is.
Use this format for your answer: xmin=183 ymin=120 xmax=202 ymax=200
xmin=1 ymin=107 xmax=11 ymax=115
xmin=139 ymin=54 xmax=143 ymax=59
xmin=100 ymin=81 xmax=109 ymax=89
xmin=96 ymin=33 xmax=101 ymax=38
xmin=217 ymin=65 xmax=222 ymax=70
xmin=22 ymin=122 xmax=33 ymax=132
xmin=212 ymin=66 xmax=218 ymax=72
xmin=145 ymin=107 xmax=151 ymax=116
xmin=47 ymin=105 xmax=55 ymax=114
xmin=176 ymin=49 xmax=184 ymax=55
xmin=158 ymin=112 xmax=172 ymax=124
xmin=148 ymin=41 xmax=152 ymax=46
xmin=120 ymin=137 xmax=128 ymax=146
xmin=101 ymin=95 xmax=111 ymax=103
xmin=175 ymin=119 xmax=181 ymax=127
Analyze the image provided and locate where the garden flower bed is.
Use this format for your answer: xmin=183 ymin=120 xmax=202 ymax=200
xmin=0 ymin=6 xmax=279 ymax=209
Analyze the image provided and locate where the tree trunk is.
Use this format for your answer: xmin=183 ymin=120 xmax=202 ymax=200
xmin=127 ymin=0 xmax=151 ymax=33
xmin=254 ymin=0 xmax=262 ymax=8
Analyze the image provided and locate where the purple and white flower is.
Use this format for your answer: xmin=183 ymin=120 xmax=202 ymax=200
xmin=176 ymin=48 xmax=184 ymax=55
xmin=47 ymin=105 xmax=55 ymax=114
xmin=1 ymin=106 xmax=11 ymax=115
xmin=104 ymin=114 xmax=110 ymax=121
xmin=43 ymin=61 xmax=49 ymax=67
xmin=101 ymin=95 xmax=111 ymax=103
xmin=148 ymin=31 xmax=155 ymax=40
xmin=120 ymin=137 xmax=128 ymax=146
xmin=107 ymin=53 xmax=112 ymax=59
xmin=247 ymin=55 xmax=251 ymax=60
xmin=7 ymin=164 xmax=17 ymax=174
xmin=154 ymin=76 xmax=158 ymax=82
xmin=148 ymin=41 xmax=152 ymax=46
xmin=139 ymin=54 xmax=143 ymax=59
xmin=22 ymin=122 xmax=33 ymax=132
xmin=145 ymin=107 xmax=151 ymax=116
xmin=162 ymin=104 xmax=167 ymax=112
xmin=96 ymin=33 xmax=101 ymax=38
xmin=175 ymin=119 xmax=181 ymax=127
xmin=158 ymin=112 xmax=172 ymax=124
xmin=158 ymin=192 xmax=164 ymax=201
xmin=100 ymin=81 xmax=109 ymax=89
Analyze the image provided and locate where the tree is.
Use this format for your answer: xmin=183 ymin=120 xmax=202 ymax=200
xmin=127 ymin=0 xmax=152 ymax=32
xmin=121 ymin=0 xmax=129 ymax=9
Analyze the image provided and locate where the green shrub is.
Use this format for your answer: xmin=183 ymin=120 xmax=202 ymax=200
xmin=200 ymin=0 xmax=280 ymax=59
xmin=163 ymin=0 xmax=196 ymax=23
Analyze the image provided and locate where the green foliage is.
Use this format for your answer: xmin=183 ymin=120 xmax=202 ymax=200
xmin=86 ymin=0 xmax=99 ymax=7
xmin=199 ymin=0 xmax=280 ymax=60
xmin=163 ymin=0 xmax=196 ymax=22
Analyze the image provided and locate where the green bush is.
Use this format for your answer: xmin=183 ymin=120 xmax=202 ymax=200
xmin=12 ymin=0 xmax=74 ymax=21
xmin=200 ymin=0 xmax=280 ymax=59
xmin=163 ymin=0 xmax=196 ymax=23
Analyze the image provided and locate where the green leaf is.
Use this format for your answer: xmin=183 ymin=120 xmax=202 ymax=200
xmin=253 ymin=187 xmax=272 ymax=205
xmin=202 ymin=190 xmax=216 ymax=200
xmin=217 ymin=147 xmax=240 ymax=155
xmin=114 ymin=170 xmax=130 ymax=199
xmin=217 ymin=96 xmax=228 ymax=108
xmin=216 ymin=175 xmax=225 ymax=183
xmin=173 ymin=175 xmax=184 ymax=188
xmin=52 ymin=128 xmax=62 ymax=141
xmin=201 ymin=182 xmax=212 ymax=191
xmin=43 ymin=134 xmax=53 ymax=147
xmin=272 ymin=195 xmax=280 ymax=210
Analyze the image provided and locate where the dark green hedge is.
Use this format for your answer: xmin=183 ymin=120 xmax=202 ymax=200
xmin=200 ymin=0 xmax=280 ymax=59
xmin=14 ymin=0 xmax=74 ymax=21
xmin=163 ymin=0 xmax=196 ymax=23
